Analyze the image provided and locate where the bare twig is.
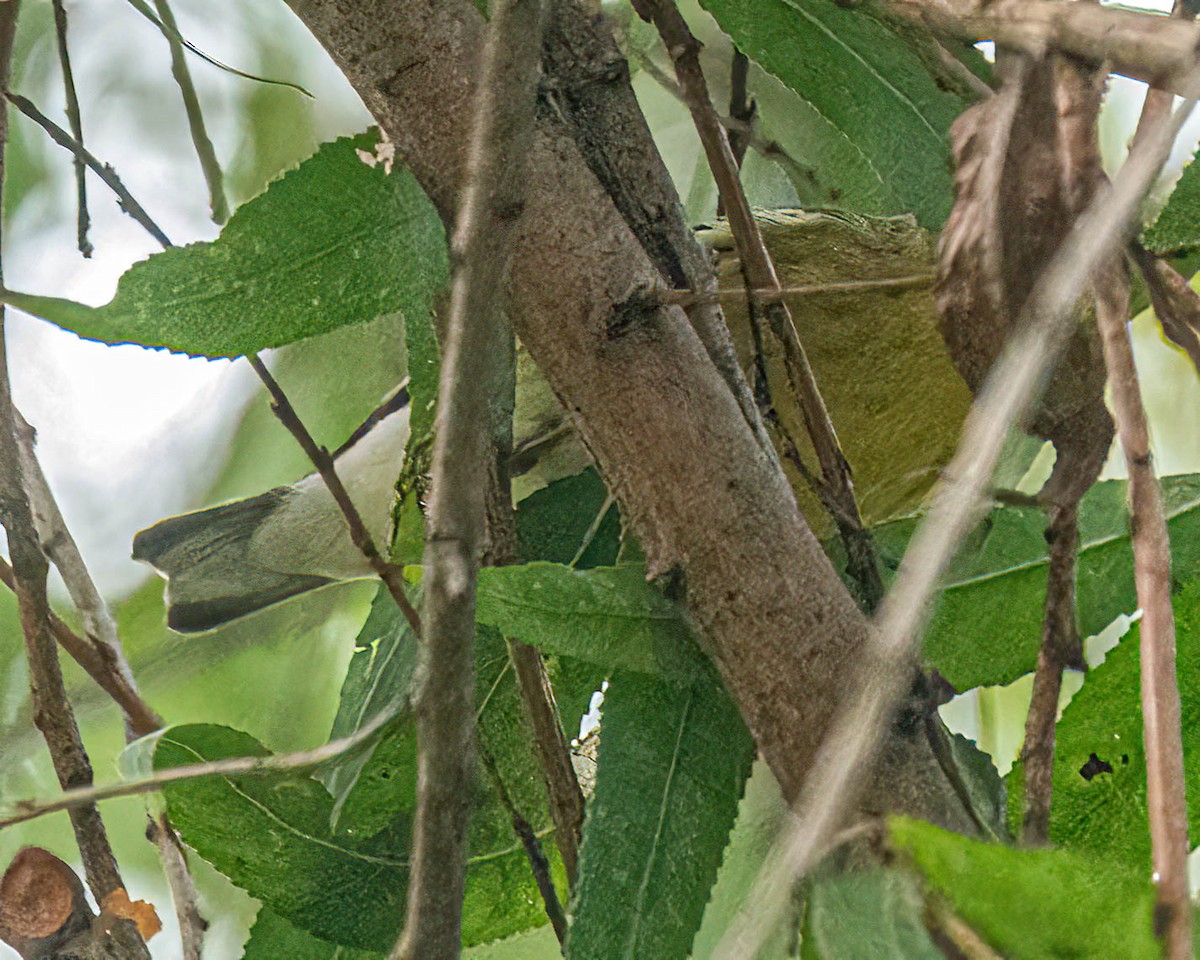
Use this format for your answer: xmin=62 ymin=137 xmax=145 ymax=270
xmin=710 ymin=87 xmax=1197 ymax=960
xmin=245 ymin=354 xmax=421 ymax=634
xmin=886 ymin=0 xmax=1200 ymax=97
xmin=1096 ymin=270 xmax=1192 ymax=957
xmin=5 ymin=92 xmax=172 ymax=247
xmin=9 ymin=410 xmax=204 ymax=958
xmin=50 ymin=0 xmax=91 ymax=257
xmin=1019 ymin=502 xmax=1079 ymax=844
xmin=391 ymin=1 xmax=545 ymax=955
xmin=0 ymin=8 xmax=143 ymax=949
xmin=0 ymin=557 xmax=161 ymax=735
xmin=152 ymin=0 xmax=228 ymax=224
xmin=508 ymin=642 xmax=584 ymax=882
xmin=0 ymin=703 xmax=399 ymax=830
xmin=638 ymin=0 xmax=883 ymax=609
xmin=664 ymin=276 xmax=934 ymax=307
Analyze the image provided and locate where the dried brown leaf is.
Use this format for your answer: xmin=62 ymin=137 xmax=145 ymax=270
xmin=99 ymin=888 xmax=161 ymax=942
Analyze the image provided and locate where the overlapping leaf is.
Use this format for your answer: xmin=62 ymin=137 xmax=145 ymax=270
xmin=565 ymin=668 xmax=754 ymax=960
xmin=697 ymin=0 xmax=987 ymax=227
xmin=2 ymin=131 xmax=447 ymax=358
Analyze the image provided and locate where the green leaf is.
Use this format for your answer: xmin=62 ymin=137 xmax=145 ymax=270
xmin=565 ymin=668 xmax=754 ymax=960
xmin=696 ymin=0 xmax=985 ymax=227
xmin=946 ymin=732 xmax=1010 ymax=842
xmin=1144 ymin=150 xmax=1200 ymax=254
xmin=1009 ymin=577 xmax=1200 ymax=870
xmin=152 ymin=724 xmax=408 ymax=952
xmin=891 ymin=817 xmax=1162 ymax=960
xmin=515 ymin=469 xmax=621 ymax=568
xmin=885 ymin=474 xmax=1200 ymax=690
xmin=320 ymin=584 xmax=420 ymax=823
xmin=473 ymin=563 xmax=688 ymax=674
xmin=3 ymin=131 xmax=448 ymax=358
xmin=243 ymin=908 xmax=382 ymax=960
xmin=801 ymin=869 xmax=941 ymax=960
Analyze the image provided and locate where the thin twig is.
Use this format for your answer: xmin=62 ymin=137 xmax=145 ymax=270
xmin=153 ymin=0 xmax=228 ymax=224
xmin=663 ymin=275 xmax=934 ymax=306
xmin=0 ymin=557 xmax=161 ymax=736
xmin=0 ymin=703 xmax=399 ymax=830
xmin=0 ymin=6 xmax=142 ymax=944
xmin=710 ymin=86 xmax=1197 ymax=960
xmin=715 ymin=48 xmax=751 ymax=218
xmin=10 ymin=409 xmax=204 ymax=957
xmin=245 ymin=354 xmax=421 ymax=635
xmin=392 ymin=1 xmax=546 ymax=955
xmin=1019 ymin=502 xmax=1079 ymax=844
xmin=638 ymin=0 xmax=883 ymax=609
xmin=1096 ymin=269 xmax=1192 ymax=957
xmin=5 ymin=93 xmax=172 ymax=247
xmin=886 ymin=0 xmax=1200 ymax=97
xmin=50 ymin=0 xmax=91 ymax=257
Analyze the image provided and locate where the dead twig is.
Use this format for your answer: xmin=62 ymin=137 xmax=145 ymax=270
xmin=1096 ymin=271 xmax=1192 ymax=958
xmin=391 ymin=0 xmax=546 ymax=956
xmin=710 ymin=85 xmax=1197 ymax=960
xmin=246 ymin=354 xmax=422 ymax=635
xmin=0 ymin=7 xmax=145 ymax=950
xmin=50 ymin=0 xmax=91 ymax=257
xmin=637 ymin=0 xmax=883 ymax=610
xmin=0 ymin=704 xmax=399 ymax=830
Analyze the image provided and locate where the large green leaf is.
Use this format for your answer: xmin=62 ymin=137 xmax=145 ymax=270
xmin=472 ymin=563 xmax=688 ymax=674
xmin=1144 ymin=149 xmax=1200 ymax=254
xmin=565 ymin=668 xmax=754 ymax=960
xmin=1005 ymin=577 xmax=1200 ymax=870
xmin=243 ymin=908 xmax=382 ymax=960
xmin=801 ymin=869 xmax=941 ymax=960
xmin=2 ymin=131 xmax=447 ymax=358
xmin=891 ymin=817 xmax=1162 ymax=960
xmin=874 ymin=475 xmax=1200 ymax=691
xmin=696 ymin=0 xmax=986 ymax=227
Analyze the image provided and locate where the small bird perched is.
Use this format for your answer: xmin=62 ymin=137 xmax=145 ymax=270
xmin=133 ymin=385 xmax=411 ymax=634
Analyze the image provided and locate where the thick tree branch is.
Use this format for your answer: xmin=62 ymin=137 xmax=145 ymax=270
xmin=1096 ymin=272 xmax=1192 ymax=958
xmin=392 ymin=0 xmax=546 ymax=956
xmin=283 ymin=0 xmax=976 ymax=833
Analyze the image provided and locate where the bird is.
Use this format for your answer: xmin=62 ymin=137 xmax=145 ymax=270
xmin=132 ymin=385 xmax=411 ymax=634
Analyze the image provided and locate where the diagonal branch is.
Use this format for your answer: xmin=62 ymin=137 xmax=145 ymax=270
xmin=637 ymin=0 xmax=882 ymax=609
xmin=1096 ymin=269 xmax=1193 ymax=959
xmin=391 ymin=0 xmax=546 ymax=955
xmin=50 ymin=0 xmax=91 ymax=257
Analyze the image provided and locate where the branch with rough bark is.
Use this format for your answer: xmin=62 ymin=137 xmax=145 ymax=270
xmin=392 ymin=1 xmax=546 ymax=956
xmin=637 ymin=0 xmax=883 ymax=610
xmin=284 ymin=0 xmax=975 ymax=833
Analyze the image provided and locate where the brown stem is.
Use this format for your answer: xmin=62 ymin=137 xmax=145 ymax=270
xmin=246 ymin=354 xmax=421 ymax=635
xmin=1019 ymin=503 xmax=1079 ymax=845
xmin=0 ymin=7 xmax=142 ymax=948
xmin=392 ymin=1 xmax=546 ymax=956
xmin=5 ymin=93 xmax=171 ymax=248
xmin=638 ymin=0 xmax=883 ymax=609
xmin=507 ymin=641 xmax=584 ymax=882
xmin=1096 ymin=272 xmax=1192 ymax=958
xmin=884 ymin=0 xmax=1200 ymax=97
xmin=50 ymin=0 xmax=91 ymax=257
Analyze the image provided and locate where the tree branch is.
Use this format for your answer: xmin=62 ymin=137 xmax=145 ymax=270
xmin=0 ymin=8 xmax=144 ymax=950
xmin=246 ymin=354 xmax=422 ymax=635
xmin=1096 ymin=268 xmax=1192 ymax=958
xmin=50 ymin=0 xmax=91 ymax=257
xmin=637 ymin=0 xmax=883 ymax=609
xmin=392 ymin=0 xmax=546 ymax=956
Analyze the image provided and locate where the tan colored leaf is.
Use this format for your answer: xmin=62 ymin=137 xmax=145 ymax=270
xmin=99 ymin=887 xmax=162 ymax=942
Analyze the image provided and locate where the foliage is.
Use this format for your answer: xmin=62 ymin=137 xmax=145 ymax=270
xmin=3 ymin=1 xmax=1200 ymax=960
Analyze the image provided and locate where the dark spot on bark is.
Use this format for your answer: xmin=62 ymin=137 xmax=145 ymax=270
xmin=1154 ymin=902 xmax=1175 ymax=940
xmin=1079 ymin=753 xmax=1113 ymax=780
xmin=606 ymin=286 xmax=659 ymax=339
xmin=379 ymin=57 xmax=429 ymax=98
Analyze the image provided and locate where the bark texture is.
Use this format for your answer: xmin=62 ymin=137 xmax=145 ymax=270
xmin=285 ymin=0 xmax=973 ymax=829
